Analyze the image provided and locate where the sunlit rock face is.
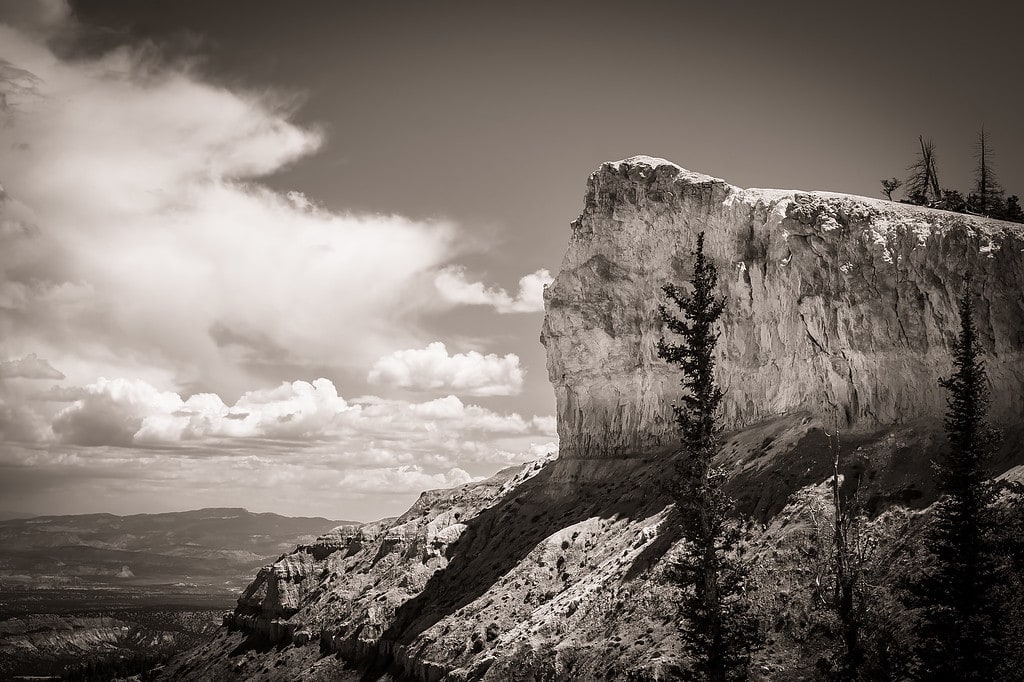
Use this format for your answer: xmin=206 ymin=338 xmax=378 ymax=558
xmin=162 ymin=160 xmax=1024 ymax=682
xmin=542 ymin=156 xmax=1024 ymax=459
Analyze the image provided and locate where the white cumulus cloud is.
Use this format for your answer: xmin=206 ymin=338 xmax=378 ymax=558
xmin=334 ymin=466 xmax=475 ymax=495
xmin=367 ymin=342 xmax=523 ymax=396
xmin=52 ymin=377 xmax=352 ymax=446
xmin=434 ymin=267 xmax=552 ymax=314
xmin=23 ymin=375 xmax=558 ymax=516
xmin=0 ymin=8 xmax=561 ymax=519
xmin=47 ymin=377 xmax=553 ymax=452
xmin=0 ymin=21 xmax=455 ymax=398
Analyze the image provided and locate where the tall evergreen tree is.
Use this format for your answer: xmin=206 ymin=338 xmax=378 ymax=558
xmin=658 ymin=232 xmax=758 ymax=681
xmin=913 ymin=275 xmax=1002 ymax=681
xmin=970 ymin=127 xmax=1004 ymax=217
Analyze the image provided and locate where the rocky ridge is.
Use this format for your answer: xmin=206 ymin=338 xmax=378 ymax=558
xmin=542 ymin=156 xmax=1024 ymax=459
xmin=162 ymin=159 xmax=1024 ymax=681
xmin=0 ymin=611 xmax=221 ymax=679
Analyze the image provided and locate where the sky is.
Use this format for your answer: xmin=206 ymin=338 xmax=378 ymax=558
xmin=0 ymin=0 xmax=1020 ymax=520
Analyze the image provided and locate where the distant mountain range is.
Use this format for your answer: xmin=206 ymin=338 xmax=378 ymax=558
xmin=0 ymin=508 xmax=356 ymax=677
xmin=0 ymin=511 xmax=35 ymax=521
xmin=0 ymin=507 xmax=354 ymax=614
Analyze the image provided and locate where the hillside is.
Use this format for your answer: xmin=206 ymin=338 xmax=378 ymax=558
xmin=160 ymin=158 xmax=1024 ymax=681
xmin=0 ymin=507 xmax=350 ymax=604
xmin=0 ymin=508 xmax=350 ymax=679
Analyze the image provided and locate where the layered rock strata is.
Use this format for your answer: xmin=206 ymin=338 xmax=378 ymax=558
xmin=164 ymin=159 xmax=1024 ymax=681
xmin=542 ymin=156 xmax=1024 ymax=458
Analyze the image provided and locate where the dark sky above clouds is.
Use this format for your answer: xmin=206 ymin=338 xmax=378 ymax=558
xmin=0 ymin=0 xmax=1020 ymax=519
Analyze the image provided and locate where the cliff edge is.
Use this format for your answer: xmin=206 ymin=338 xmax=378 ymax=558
xmin=160 ymin=159 xmax=1024 ymax=681
xmin=543 ymin=155 xmax=1024 ymax=459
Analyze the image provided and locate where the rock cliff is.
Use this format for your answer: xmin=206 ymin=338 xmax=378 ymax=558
xmin=542 ymin=156 xmax=1024 ymax=458
xmin=162 ymin=159 xmax=1024 ymax=681
xmin=164 ymin=418 xmax=1023 ymax=681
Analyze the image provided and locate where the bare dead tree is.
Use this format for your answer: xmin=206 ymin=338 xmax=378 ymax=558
xmin=824 ymin=426 xmax=868 ymax=680
xmin=971 ymin=126 xmax=1004 ymax=217
xmin=801 ymin=420 xmax=877 ymax=680
xmin=905 ymin=136 xmax=941 ymax=205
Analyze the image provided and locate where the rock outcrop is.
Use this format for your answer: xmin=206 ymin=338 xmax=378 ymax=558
xmin=164 ymin=416 xmax=1016 ymax=681
xmin=228 ymin=520 xmax=393 ymax=640
xmin=0 ymin=612 xmax=221 ymax=679
xmin=542 ymin=156 xmax=1024 ymax=458
xmin=220 ymin=458 xmax=555 ymax=644
xmin=163 ymin=159 xmax=1024 ymax=681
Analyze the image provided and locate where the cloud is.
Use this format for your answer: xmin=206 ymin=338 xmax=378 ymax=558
xmin=285 ymin=190 xmax=313 ymax=210
xmin=7 ymin=376 xmax=558 ymax=517
xmin=0 ymin=11 xmax=559 ymax=519
xmin=529 ymin=415 xmax=557 ymax=434
xmin=51 ymin=378 xmax=180 ymax=447
xmin=0 ymin=439 xmax=486 ymax=519
xmin=0 ymin=0 xmax=69 ymax=36
xmin=0 ymin=20 xmax=455 ymax=397
xmin=47 ymin=377 xmax=553 ymax=451
xmin=0 ymin=353 xmax=64 ymax=379
xmin=334 ymin=466 xmax=474 ymax=495
xmin=0 ymin=399 xmax=50 ymax=442
xmin=434 ymin=266 xmax=552 ymax=314
xmin=140 ymin=378 xmax=351 ymax=443
xmin=367 ymin=342 xmax=523 ymax=396
xmin=0 ymin=426 xmax=560 ymax=517
xmin=51 ymin=377 xmax=348 ymax=446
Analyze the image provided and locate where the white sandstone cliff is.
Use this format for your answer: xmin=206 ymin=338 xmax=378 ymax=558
xmin=162 ymin=159 xmax=1024 ymax=682
xmin=542 ymin=155 xmax=1024 ymax=459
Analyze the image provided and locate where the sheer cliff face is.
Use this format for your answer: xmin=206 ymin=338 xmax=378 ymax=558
xmin=542 ymin=156 xmax=1024 ymax=459
xmin=166 ymin=161 xmax=1024 ymax=682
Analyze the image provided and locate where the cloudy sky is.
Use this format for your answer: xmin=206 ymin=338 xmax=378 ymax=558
xmin=1 ymin=0 xmax=1020 ymax=520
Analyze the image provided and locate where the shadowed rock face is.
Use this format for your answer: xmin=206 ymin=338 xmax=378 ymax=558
xmin=165 ymin=419 xmax=1023 ymax=682
xmin=542 ymin=156 xmax=1024 ymax=459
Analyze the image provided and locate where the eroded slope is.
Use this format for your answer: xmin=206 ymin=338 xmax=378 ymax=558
xmin=164 ymin=159 xmax=1024 ymax=681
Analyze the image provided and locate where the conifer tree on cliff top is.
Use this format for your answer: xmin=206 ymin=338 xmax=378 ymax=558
xmin=912 ymin=275 xmax=1003 ymax=681
xmin=658 ymin=232 xmax=758 ymax=682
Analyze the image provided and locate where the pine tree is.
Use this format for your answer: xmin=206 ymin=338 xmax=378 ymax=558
xmin=658 ymin=232 xmax=758 ymax=681
xmin=970 ymin=127 xmax=1004 ymax=217
xmin=1003 ymin=195 xmax=1024 ymax=223
xmin=912 ymin=275 xmax=1002 ymax=681
xmin=939 ymin=188 xmax=967 ymax=213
